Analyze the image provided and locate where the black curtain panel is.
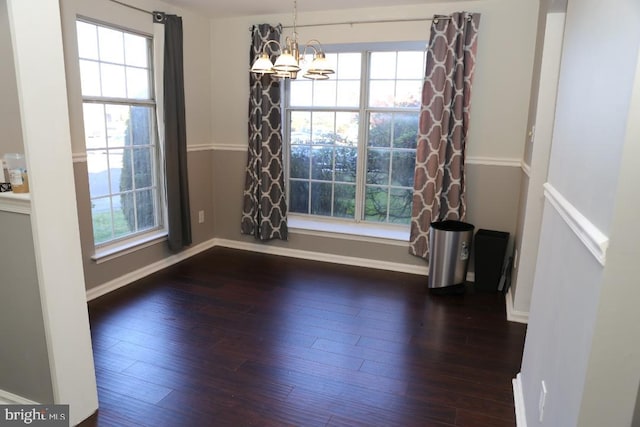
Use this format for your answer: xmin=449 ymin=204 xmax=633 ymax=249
xmin=241 ymin=24 xmax=288 ymax=241
xmin=162 ymin=14 xmax=192 ymax=251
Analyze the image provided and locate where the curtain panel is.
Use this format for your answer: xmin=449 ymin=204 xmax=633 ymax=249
xmin=241 ymin=24 xmax=288 ymax=241
xmin=159 ymin=13 xmax=192 ymax=251
xmin=409 ymin=12 xmax=481 ymax=259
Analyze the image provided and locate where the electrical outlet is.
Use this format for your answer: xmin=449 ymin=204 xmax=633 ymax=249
xmin=539 ymin=380 xmax=547 ymax=422
xmin=198 ymin=210 xmax=205 ymax=224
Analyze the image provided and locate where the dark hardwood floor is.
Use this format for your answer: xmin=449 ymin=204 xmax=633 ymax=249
xmin=79 ymin=247 xmax=526 ymax=427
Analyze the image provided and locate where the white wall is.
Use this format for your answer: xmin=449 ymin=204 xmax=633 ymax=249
xmin=576 ymin=40 xmax=640 ymax=427
xmin=519 ymin=0 xmax=640 ymax=425
xmin=210 ymin=0 xmax=539 ymax=161
xmin=6 ymin=0 xmax=98 ymax=422
xmin=510 ymin=11 xmax=565 ymax=318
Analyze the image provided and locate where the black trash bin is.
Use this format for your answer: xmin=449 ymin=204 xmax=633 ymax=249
xmin=428 ymin=220 xmax=474 ymax=292
xmin=474 ymin=229 xmax=510 ymax=292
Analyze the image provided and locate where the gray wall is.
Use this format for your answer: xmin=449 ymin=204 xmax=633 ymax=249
xmin=520 ymin=0 xmax=640 ymax=425
xmin=58 ymin=0 xmax=215 ymax=291
xmin=0 ymin=0 xmax=23 ymax=155
xmin=0 ymin=211 xmax=53 ymax=403
xmin=213 ymin=150 xmax=521 ymax=271
xmin=75 ymin=151 xmax=215 ymax=289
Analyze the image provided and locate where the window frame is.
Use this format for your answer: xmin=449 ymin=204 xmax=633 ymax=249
xmin=283 ymin=41 xmax=425 ymax=240
xmin=75 ymin=17 xmax=167 ymax=257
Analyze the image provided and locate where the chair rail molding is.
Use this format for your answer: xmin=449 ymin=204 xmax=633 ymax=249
xmin=543 ymin=182 xmax=609 ymax=266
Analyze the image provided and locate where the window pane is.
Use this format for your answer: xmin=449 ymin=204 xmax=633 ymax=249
xmin=369 ymin=113 xmax=391 ymax=147
xmin=135 ymin=189 xmax=156 ymax=230
xmin=396 ymin=51 xmax=424 ymax=79
xmin=112 ymin=194 xmax=132 ymax=239
xmin=336 ymin=53 xmax=361 ymax=79
xmin=335 ymin=112 xmax=358 ymax=146
xmin=130 ymin=106 xmax=153 ymax=146
xmin=126 ymin=67 xmax=150 ymax=99
xmin=289 ymin=180 xmax=309 ymax=214
xmin=311 ymin=147 xmax=333 ymax=181
xmin=133 ymin=147 xmax=153 ymax=188
xmin=105 ymin=105 xmax=129 ymax=148
xmin=311 ymin=112 xmax=334 ymax=144
xmin=79 ymin=20 xmax=160 ymax=247
xmin=395 ymin=80 xmax=421 ymax=107
xmin=388 ymin=188 xmax=413 ymax=224
xmin=98 ymin=26 xmax=124 ymax=64
xmin=393 ymin=113 xmax=419 ymax=148
xmin=336 ymin=80 xmax=360 ymax=107
xmin=364 ymin=186 xmax=388 ymax=222
xmin=91 ymin=197 xmax=113 ymax=244
xmin=76 ymin=22 xmax=98 ymax=60
xmin=369 ymin=80 xmax=395 ymax=107
xmin=311 ymin=182 xmax=332 ymax=216
xmin=124 ymin=33 xmax=148 ymax=67
xmin=367 ymin=149 xmax=390 ymax=185
xmin=79 ymin=60 xmax=101 ymax=96
xmin=101 ymin=63 xmax=127 ymax=98
xmin=391 ymin=151 xmax=416 ymax=187
xmin=290 ymin=111 xmax=311 ymax=144
xmin=83 ymin=103 xmax=107 ymax=149
xmin=334 ymin=184 xmax=355 ymax=218
xmin=290 ymin=146 xmax=310 ymax=179
xmin=87 ymin=151 xmax=110 ymax=198
xmin=290 ymin=80 xmax=313 ymax=107
xmin=335 ymin=147 xmax=357 ymax=182
xmin=370 ymin=52 xmax=396 ymax=79
xmin=108 ymin=149 xmax=129 ymax=193
xmin=312 ymin=80 xmax=337 ymax=107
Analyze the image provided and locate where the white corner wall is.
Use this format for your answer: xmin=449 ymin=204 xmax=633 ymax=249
xmin=6 ymin=0 xmax=98 ymax=423
xmin=518 ymin=0 xmax=640 ymax=425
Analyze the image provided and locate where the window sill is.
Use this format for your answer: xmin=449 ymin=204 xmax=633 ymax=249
xmin=91 ymin=231 xmax=168 ymax=264
xmin=288 ymin=216 xmax=409 ymax=245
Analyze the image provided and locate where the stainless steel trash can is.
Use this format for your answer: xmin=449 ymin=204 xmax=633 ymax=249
xmin=428 ymin=220 xmax=475 ymax=290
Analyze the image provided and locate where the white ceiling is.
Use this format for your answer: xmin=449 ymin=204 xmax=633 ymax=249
xmin=160 ymin=0 xmax=468 ymax=18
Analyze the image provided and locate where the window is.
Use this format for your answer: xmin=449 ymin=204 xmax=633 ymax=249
xmin=285 ymin=45 xmax=425 ymax=232
xmin=76 ymin=20 xmax=164 ymax=248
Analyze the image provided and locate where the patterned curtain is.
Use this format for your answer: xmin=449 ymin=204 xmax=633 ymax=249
xmin=241 ymin=24 xmax=288 ymax=241
xmin=409 ymin=12 xmax=481 ymax=259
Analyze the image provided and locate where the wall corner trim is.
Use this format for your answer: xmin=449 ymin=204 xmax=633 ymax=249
xmin=465 ymin=156 xmax=522 ymax=167
xmin=0 ymin=389 xmax=39 ymax=405
xmin=187 ymin=144 xmax=216 ymax=152
xmin=513 ymin=373 xmax=528 ymax=427
xmin=506 ymin=286 xmax=529 ymax=324
xmin=0 ymin=193 xmax=31 ymax=214
xmin=521 ymin=160 xmax=531 ymax=177
xmin=543 ymin=182 xmax=609 ymax=266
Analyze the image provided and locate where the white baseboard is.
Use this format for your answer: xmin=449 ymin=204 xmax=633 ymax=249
xmin=513 ymin=373 xmax=527 ymax=427
xmin=0 ymin=389 xmax=39 ymax=404
xmin=86 ymin=238 xmax=217 ymax=301
xmin=506 ymin=286 xmax=529 ymax=324
xmin=85 ymin=237 xmax=483 ymax=302
xmin=214 ymin=238 xmax=430 ymax=276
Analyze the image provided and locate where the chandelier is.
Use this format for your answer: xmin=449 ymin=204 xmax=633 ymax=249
xmin=250 ymin=0 xmax=335 ymax=80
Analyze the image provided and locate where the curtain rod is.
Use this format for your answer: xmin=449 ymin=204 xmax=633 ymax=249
xmin=282 ymin=16 xmax=451 ymax=29
xmin=107 ymin=0 xmax=152 ymax=16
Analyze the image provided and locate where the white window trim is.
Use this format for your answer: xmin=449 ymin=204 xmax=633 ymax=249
xmin=288 ymin=214 xmax=410 ymax=244
xmin=284 ymin=41 xmax=425 ymax=238
xmin=91 ymin=230 xmax=168 ymax=264
xmin=77 ymin=18 xmax=168 ymax=257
